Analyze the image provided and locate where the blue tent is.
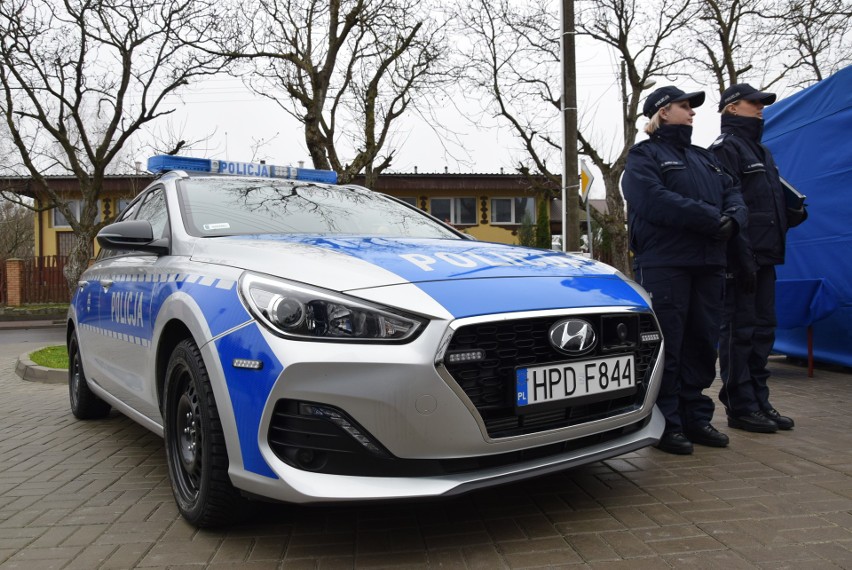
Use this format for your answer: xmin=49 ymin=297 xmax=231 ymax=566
xmin=763 ymin=66 xmax=852 ymax=367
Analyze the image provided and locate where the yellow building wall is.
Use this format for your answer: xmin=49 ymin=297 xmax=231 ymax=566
xmin=37 ymin=198 xmax=127 ymax=258
xmin=389 ymin=190 xmax=541 ymax=246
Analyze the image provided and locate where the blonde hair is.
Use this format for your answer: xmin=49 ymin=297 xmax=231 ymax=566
xmin=644 ymin=103 xmax=672 ymax=135
xmin=721 ymin=102 xmax=739 ymax=115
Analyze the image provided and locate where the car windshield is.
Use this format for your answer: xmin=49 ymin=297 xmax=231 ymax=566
xmin=177 ymin=178 xmax=458 ymax=239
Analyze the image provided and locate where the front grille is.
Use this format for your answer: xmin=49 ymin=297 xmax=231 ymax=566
xmin=442 ymin=311 xmax=661 ymax=438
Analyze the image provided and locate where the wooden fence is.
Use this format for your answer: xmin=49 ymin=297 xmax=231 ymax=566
xmin=0 ymin=261 xmax=6 ymax=305
xmin=2 ymin=256 xmax=70 ymax=305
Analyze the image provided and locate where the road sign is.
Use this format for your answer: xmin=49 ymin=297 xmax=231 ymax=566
xmin=580 ymin=159 xmax=594 ymax=205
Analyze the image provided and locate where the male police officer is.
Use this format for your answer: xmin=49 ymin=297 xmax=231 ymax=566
xmin=711 ymin=83 xmax=808 ymax=433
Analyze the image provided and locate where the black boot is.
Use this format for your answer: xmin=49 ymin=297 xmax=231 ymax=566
xmin=685 ymin=424 xmax=729 ymax=447
xmin=763 ymin=408 xmax=794 ymax=430
xmin=727 ymin=410 xmax=778 ymax=433
xmin=656 ymin=432 xmax=694 ymax=455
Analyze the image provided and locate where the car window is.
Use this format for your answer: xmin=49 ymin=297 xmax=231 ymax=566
xmin=177 ymin=179 xmax=458 ymax=239
xmin=116 ymin=197 xmax=141 ymax=222
xmin=135 ymin=187 xmax=169 ymax=239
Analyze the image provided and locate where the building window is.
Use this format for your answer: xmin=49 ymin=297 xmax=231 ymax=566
xmin=117 ymin=198 xmax=134 ymax=216
xmin=490 ymin=197 xmax=535 ymax=225
xmin=56 ymin=231 xmax=93 ymax=258
xmin=397 ymin=196 xmax=417 ymax=207
xmin=52 ymin=200 xmax=102 ymax=228
xmin=430 ymin=197 xmax=476 ymax=225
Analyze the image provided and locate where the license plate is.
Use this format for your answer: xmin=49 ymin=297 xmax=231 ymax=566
xmin=516 ymin=354 xmax=635 ymax=408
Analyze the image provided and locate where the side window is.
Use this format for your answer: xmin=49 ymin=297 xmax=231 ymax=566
xmin=97 ymin=189 xmax=164 ymax=261
xmin=116 ymin=198 xmax=140 ymax=222
xmin=116 ymin=197 xmax=138 ymax=221
xmin=135 ymin=187 xmax=169 ymax=239
xmin=98 ymin=195 xmax=145 ymax=261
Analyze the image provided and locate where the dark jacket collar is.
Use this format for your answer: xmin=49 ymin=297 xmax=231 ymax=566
xmin=721 ymin=114 xmax=764 ymax=142
xmin=651 ymin=124 xmax=693 ymax=148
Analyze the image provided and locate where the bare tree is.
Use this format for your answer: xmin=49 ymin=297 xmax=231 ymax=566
xmin=772 ymin=0 xmax=852 ymax=85
xmin=0 ymin=197 xmax=34 ymax=260
xmin=687 ymin=0 xmax=852 ymax=96
xmin=685 ymin=0 xmax=772 ymax=91
xmin=186 ymin=0 xmax=456 ymax=188
xmin=0 ymin=0 xmax=230 ymax=292
xmin=457 ymin=0 xmax=693 ymax=273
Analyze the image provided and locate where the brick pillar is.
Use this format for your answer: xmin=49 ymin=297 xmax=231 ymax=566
xmin=6 ymin=258 xmax=24 ymax=307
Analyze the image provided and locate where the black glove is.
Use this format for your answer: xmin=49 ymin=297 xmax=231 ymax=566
xmin=739 ymin=271 xmax=756 ymax=294
xmin=713 ymin=216 xmax=735 ymax=241
xmin=787 ymin=206 xmax=808 ymax=228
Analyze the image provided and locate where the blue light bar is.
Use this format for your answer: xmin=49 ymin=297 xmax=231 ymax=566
xmin=146 ymin=155 xmax=338 ymax=184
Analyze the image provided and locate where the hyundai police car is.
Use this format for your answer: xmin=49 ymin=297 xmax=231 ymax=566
xmin=67 ymin=155 xmax=665 ymax=527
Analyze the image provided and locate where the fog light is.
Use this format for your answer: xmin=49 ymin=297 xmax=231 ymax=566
xmin=290 ymin=447 xmax=326 ymax=471
xmin=298 ymin=403 xmax=388 ymax=457
xmin=446 ymin=349 xmax=486 ymax=364
xmin=641 ymin=331 xmax=661 ymax=343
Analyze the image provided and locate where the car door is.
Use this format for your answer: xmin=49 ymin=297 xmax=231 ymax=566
xmin=91 ymin=186 xmax=168 ymax=420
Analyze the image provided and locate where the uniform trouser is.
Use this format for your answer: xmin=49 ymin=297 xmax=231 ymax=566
xmin=719 ymin=265 xmax=777 ymax=416
xmin=637 ymin=265 xmax=724 ymax=433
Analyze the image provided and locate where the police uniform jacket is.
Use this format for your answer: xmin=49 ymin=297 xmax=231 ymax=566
xmin=623 ymin=124 xmax=746 ymax=269
xmin=709 ymin=115 xmax=794 ymax=272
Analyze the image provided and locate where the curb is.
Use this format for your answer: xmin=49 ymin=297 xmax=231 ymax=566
xmin=0 ymin=320 xmax=65 ymax=330
xmin=15 ymin=351 xmax=67 ymax=385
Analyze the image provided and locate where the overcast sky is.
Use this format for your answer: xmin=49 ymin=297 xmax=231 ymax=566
xmin=136 ymin=50 xmax=733 ymax=200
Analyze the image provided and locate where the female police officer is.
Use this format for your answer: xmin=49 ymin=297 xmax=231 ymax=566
xmin=711 ymin=83 xmax=807 ymax=434
xmin=622 ymin=86 xmax=747 ymax=455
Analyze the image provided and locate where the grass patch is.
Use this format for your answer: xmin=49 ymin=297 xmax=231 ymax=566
xmin=30 ymin=345 xmax=68 ymax=369
xmin=0 ymin=303 xmax=69 ymax=318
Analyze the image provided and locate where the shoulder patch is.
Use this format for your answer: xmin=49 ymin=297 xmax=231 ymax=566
xmin=709 ymin=134 xmax=728 ymax=148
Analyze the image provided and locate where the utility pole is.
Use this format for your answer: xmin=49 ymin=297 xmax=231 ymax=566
xmin=561 ymin=0 xmax=580 ymax=252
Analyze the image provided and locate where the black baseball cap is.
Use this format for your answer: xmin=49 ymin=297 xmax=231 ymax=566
xmin=642 ymin=86 xmax=705 ymax=118
xmin=718 ymin=83 xmax=776 ymax=111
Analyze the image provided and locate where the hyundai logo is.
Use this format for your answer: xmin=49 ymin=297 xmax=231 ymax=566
xmin=549 ymin=319 xmax=596 ymax=355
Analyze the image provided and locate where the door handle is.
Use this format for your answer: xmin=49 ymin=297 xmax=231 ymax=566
xmin=77 ymin=280 xmax=88 ymax=291
xmin=99 ymin=279 xmax=114 ymax=293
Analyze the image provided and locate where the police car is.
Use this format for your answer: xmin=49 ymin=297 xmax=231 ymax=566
xmin=67 ymin=155 xmax=665 ymax=527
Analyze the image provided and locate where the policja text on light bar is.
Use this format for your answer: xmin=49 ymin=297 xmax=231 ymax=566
xmin=146 ymin=155 xmax=338 ymax=184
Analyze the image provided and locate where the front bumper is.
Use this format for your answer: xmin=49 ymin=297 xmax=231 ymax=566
xmin=215 ymin=307 xmax=664 ymax=503
xmin=230 ymin=405 xmax=664 ymax=503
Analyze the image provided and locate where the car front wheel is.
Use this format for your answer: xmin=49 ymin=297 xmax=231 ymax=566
xmin=68 ymin=331 xmax=111 ymax=419
xmin=163 ymin=338 xmax=243 ymax=527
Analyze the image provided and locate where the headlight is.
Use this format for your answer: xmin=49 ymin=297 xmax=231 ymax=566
xmin=239 ymin=272 xmax=426 ymax=342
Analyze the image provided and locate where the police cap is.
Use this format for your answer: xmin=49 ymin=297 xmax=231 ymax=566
xmin=718 ymin=83 xmax=777 ymax=112
xmin=642 ymin=86 xmax=705 ymax=118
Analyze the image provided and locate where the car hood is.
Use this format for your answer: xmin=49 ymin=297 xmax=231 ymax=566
xmin=190 ymin=235 xmax=649 ymax=318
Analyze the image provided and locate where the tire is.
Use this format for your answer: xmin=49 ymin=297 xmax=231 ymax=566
xmin=163 ymin=339 xmax=244 ymax=527
xmin=68 ymin=331 xmax=111 ymax=419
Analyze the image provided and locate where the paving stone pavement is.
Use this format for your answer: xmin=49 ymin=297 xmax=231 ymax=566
xmin=2 ymin=347 xmax=852 ymax=569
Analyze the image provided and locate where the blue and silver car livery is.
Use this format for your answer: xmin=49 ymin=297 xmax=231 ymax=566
xmin=67 ymin=155 xmax=664 ymax=527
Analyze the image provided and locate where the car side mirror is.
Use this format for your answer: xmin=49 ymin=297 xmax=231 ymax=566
xmin=97 ymin=220 xmax=169 ymax=255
